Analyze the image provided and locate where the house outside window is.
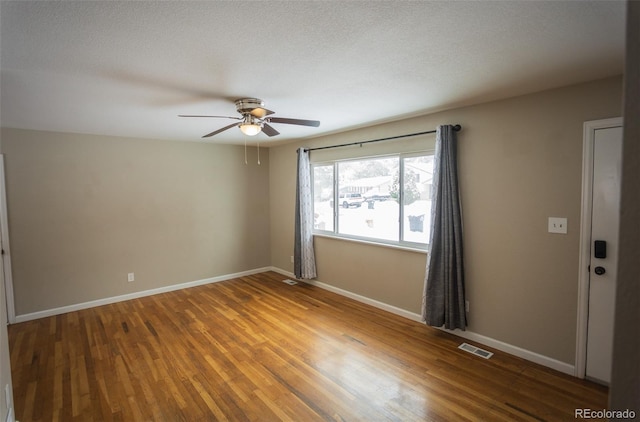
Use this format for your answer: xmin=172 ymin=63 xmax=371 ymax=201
xmin=312 ymin=152 xmax=433 ymax=249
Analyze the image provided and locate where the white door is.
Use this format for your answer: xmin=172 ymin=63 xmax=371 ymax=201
xmin=0 ymin=155 xmax=15 ymax=421
xmin=0 ymin=244 xmax=15 ymax=422
xmin=584 ymin=123 xmax=623 ymax=384
xmin=0 ymin=156 xmax=15 ymax=324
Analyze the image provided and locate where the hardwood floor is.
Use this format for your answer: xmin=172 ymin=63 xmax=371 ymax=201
xmin=9 ymin=271 xmax=607 ymax=421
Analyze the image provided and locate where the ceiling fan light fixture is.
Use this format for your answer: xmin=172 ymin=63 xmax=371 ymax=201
xmin=239 ymin=122 xmax=262 ymax=136
xmin=239 ymin=114 xmax=262 ymax=136
xmin=180 ymin=97 xmax=320 ymax=138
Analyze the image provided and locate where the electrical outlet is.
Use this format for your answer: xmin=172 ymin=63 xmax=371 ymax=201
xmin=290 ymin=256 xmax=294 ymax=263
xmin=127 ymin=273 xmax=135 ymax=282
xmin=465 ymin=301 xmax=470 ymax=313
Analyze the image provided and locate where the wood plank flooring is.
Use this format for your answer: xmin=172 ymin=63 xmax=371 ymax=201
xmin=9 ymin=271 xmax=607 ymax=421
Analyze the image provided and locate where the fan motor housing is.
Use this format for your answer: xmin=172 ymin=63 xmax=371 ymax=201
xmin=235 ymin=98 xmax=264 ymax=114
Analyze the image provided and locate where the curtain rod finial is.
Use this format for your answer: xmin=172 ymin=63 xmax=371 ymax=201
xmin=453 ymin=124 xmax=462 ymax=131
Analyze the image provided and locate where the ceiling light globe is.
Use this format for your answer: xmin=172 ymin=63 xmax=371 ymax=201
xmin=239 ymin=123 xmax=261 ymax=136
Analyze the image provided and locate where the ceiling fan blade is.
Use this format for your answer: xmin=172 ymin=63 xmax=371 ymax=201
xmin=250 ymin=107 xmax=275 ymax=118
xmin=179 ymin=115 xmax=241 ymax=120
xmin=261 ymin=123 xmax=280 ymax=137
xmin=202 ymin=122 xmax=240 ymax=138
xmin=267 ymin=117 xmax=320 ymax=127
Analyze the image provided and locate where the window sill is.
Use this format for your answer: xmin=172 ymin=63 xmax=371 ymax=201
xmin=312 ymin=232 xmax=428 ymax=254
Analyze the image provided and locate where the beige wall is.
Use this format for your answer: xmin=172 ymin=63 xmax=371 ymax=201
xmin=1 ymin=129 xmax=271 ymax=316
xmin=269 ymin=76 xmax=623 ymax=364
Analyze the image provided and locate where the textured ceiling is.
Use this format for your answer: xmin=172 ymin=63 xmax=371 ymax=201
xmin=0 ymin=1 xmax=626 ymax=145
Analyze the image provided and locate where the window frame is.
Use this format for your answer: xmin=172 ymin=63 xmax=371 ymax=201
xmin=311 ymin=150 xmax=434 ymax=251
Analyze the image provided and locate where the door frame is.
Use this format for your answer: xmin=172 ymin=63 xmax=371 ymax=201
xmin=0 ymin=156 xmax=15 ymax=324
xmin=575 ymin=117 xmax=623 ymax=378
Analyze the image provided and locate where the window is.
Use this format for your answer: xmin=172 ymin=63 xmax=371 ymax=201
xmin=312 ymin=152 xmax=434 ymax=249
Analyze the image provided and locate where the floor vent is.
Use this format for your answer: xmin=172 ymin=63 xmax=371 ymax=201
xmin=282 ymin=279 xmax=298 ymax=285
xmin=458 ymin=342 xmax=493 ymax=359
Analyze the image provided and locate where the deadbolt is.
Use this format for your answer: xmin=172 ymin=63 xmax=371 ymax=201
xmin=594 ymin=266 xmax=606 ymax=275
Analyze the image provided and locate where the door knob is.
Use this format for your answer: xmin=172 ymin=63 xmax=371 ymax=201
xmin=594 ymin=266 xmax=606 ymax=275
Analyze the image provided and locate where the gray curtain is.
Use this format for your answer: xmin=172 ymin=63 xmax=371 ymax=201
xmin=294 ymin=148 xmax=317 ymax=279
xmin=423 ymin=125 xmax=466 ymax=330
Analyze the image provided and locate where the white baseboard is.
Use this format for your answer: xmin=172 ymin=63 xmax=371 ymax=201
xmin=435 ymin=328 xmax=575 ymax=375
xmin=269 ymin=266 xmax=575 ymax=376
xmin=269 ymin=267 xmax=424 ymax=323
xmin=14 ymin=267 xmax=272 ymax=323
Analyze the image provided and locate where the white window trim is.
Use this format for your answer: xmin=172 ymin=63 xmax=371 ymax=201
xmin=313 ymin=232 xmax=428 ymax=254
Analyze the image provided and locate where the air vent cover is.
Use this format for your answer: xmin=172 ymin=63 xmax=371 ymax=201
xmin=458 ymin=342 xmax=493 ymax=359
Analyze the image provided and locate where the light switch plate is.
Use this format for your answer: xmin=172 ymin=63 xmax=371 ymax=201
xmin=548 ymin=217 xmax=568 ymax=234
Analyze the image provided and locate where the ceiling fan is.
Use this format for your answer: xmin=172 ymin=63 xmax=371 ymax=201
xmin=179 ymin=98 xmax=320 ymax=138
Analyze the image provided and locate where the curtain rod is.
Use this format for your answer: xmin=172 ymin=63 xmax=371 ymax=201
xmin=304 ymin=124 xmax=461 ymax=153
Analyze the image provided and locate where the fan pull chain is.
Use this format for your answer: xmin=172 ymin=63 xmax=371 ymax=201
xmin=244 ymin=139 xmax=248 ymax=165
xmin=257 ymin=142 xmax=261 ymax=165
